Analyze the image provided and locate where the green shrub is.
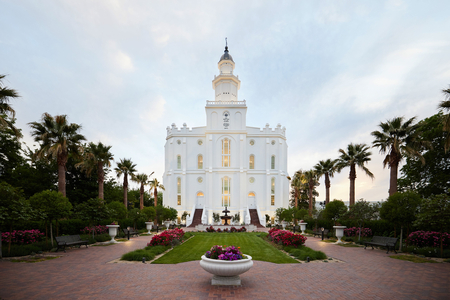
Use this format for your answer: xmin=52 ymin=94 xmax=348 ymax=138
xmin=1 ymin=241 xmax=54 ymax=257
xmin=287 ymin=246 xmax=327 ymax=261
xmin=121 ymin=249 xmax=155 ymax=261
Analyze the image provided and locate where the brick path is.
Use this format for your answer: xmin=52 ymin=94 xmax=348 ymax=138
xmin=0 ymin=233 xmax=449 ymax=299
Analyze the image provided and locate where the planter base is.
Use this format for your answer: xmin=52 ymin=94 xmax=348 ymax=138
xmin=211 ymin=275 xmax=241 ymax=286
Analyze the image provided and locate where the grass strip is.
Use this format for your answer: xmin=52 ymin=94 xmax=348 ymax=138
xmin=389 ymin=255 xmax=438 ymax=263
xmin=121 ymin=245 xmax=171 ymax=261
xmin=152 ymin=232 xmax=298 ymax=264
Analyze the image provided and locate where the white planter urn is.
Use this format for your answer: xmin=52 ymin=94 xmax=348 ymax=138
xmin=281 ymin=221 xmax=288 ymax=230
xmin=164 ymin=221 xmax=171 ymax=229
xmin=333 ymin=226 xmax=347 ymax=244
xmin=145 ymin=222 xmax=154 ymax=234
xmin=200 ymin=255 xmax=253 ymax=285
xmin=299 ymin=222 xmax=307 ymax=234
xmin=106 ymin=225 xmax=120 ymax=243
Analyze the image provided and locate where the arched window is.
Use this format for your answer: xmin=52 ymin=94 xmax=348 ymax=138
xmin=271 ymin=177 xmax=275 ymax=206
xmin=249 ymin=155 xmax=255 ymax=169
xmin=177 ymin=155 xmax=181 ymax=169
xmin=177 ymin=177 xmax=181 ymax=205
xmin=222 ymin=139 xmax=230 ymax=167
xmin=198 ymin=155 xmax=203 ymax=169
xmin=248 ymin=192 xmax=255 ymax=197
xmin=197 ymin=192 xmax=204 ymax=197
xmin=222 ymin=176 xmax=231 ymax=206
xmin=271 ymin=155 xmax=275 ymax=170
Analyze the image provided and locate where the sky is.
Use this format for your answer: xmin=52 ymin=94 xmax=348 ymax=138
xmin=2 ymin=0 xmax=450 ymax=204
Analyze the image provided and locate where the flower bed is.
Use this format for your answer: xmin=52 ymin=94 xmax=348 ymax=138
xmin=147 ymin=228 xmax=185 ymax=247
xmin=205 ymin=226 xmax=246 ymax=232
xmin=1 ymin=230 xmax=44 ymax=245
xmin=268 ymin=228 xmax=306 ymax=247
xmin=205 ymin=245 xmax=244 ymax=260
xmin=344 ymin=227 xmax=372 ymax=237
xmin=80 ymin=225 xmax=108 ymax=235
xmin=407 ymin=231 xmax=450 ymax=248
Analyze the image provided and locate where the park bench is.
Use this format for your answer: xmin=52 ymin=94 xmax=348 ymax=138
xmin=313 ymin=229 xmax=329 ymax=238
xmin=364 ymin=236 xmax=398 ymax=254
xmin=122 ymin=228 xmax=140 ymax=238
xmin=55 ymin=235 xmax=89 ymax=253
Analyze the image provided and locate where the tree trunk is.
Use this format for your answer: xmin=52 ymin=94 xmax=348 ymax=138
xmin=325 ymin=173 xmax=331 ymax=204
xmin=389 ymin=158 xmax=399 ymax=196
xmin=57 ymin=163 xmax=66 ymax=197
xmin=294 ymin=189 xmax=298 ymax=208
xmin=56 ymin=220 xmax=59 ymax=237
xmin=0 ymin=230 xmax=2 ymax=259
xmin=349 ymin=164 xmax=357 ymax=206
xmin=140 ymin=184 xmax=144 ymax=210
xmin=98 ymin=163 xmax=104 ymax=200
xmin=308 ymin=182 xmax=313 ymax=216
xmin=50 ymin=221 xmax=54 ymax=247
xmin=45 ymin=220 xmax=48 ymax=245
xmin=123 ymin=174 xmax=128 ymax=208
xmin=399 ymin=226 xmax=403 ymax=252
xmin=154 ymin=187 xmax=158 ymax=224
xmin=8 ymin=225 xmax=12 ymax=255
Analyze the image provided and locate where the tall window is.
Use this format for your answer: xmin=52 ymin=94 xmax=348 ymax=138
xmin=222 ymin=139 xmax=230 ymax=167
xmin=271 ymin=155 xmax=275 ymax=170
xmin=198 ymin=155 xmax=203 ymax=169
xmin=177 ymin=177 xmax=181 ymax=205
xmin=271 ymin=177 xmax=275 ymax=206
xmin=222 ymin=177 xmax=230 ymax=206
xmin=249 ymin=155 xmax=255 ymax=169
xmin=177 ymin=155 xmax=181 ymax=169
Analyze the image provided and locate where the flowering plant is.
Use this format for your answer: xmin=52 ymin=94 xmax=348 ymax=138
xmin=344 ymin=227 xmax=372 ymax=237
xmin=147 ymin=228 xmax=185 ymax=247
xmin=205 ymin=226 xmax=246 ymax=233
xmin=205 ymin=245 xmax=245 ymax=260
xmin=110 ymin=221 xmax=118 ymax=225
xmin=1 ymin=230 xmax=44 ymax=245
xmin=407 ymin=231 xmax=450 ymax=248
xmin=268 ymin=228 xmax=307 ymax=247
xmin=81 ymin=225 xmax=108 ymax=235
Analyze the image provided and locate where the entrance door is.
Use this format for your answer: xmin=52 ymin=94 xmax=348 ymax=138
xmin=197 ymin=192 xmax=205 ymax=208
xmin=248 ymin=195 xmax=256 ymax=209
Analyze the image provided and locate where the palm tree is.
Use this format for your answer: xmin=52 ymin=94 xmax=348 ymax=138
xmin=149 ymin=178 xmax=165 ymax=208
xmin=0 ymin=74 xmax=21 ymax=137
xmin=337 ymin=143 xmax=374 ymax=206
xmin=77 ymin=142 xmax=114 ymax=200
xmin=134 ymin=172 xmax=154 ymax=210
xmin=114 ymin=158 xmax=137 ymax=208
xmin=29 ymin=113 xmax=86 ymax=197
xmin=303 ymin=169 xmax=319 ymax=216
xmin=371 ymin=117 xmax=426 ymax=196
xmin=314 ymin=159 xmax=338 ymax=205
xmin=439 ymin=86 xmax=450 ymax=152
xmin=291 ymin=170 xmax=304 ymax=208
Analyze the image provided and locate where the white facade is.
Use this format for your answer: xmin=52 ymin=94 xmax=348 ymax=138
xmin=163 ymin=46 xmax=289 ymax=225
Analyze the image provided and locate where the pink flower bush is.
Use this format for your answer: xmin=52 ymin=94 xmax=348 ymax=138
xmin=344 ymin=227 xmax=372 ymax=237
xmin=147 ymin=228 xmax=185 ymax=246
xmin=407 ymin=231 xmax=450 ymax=248
xmin=1 ymin=230 xmax=44 ymax=245
xmin=81 ymin=225 xmax=108 ymax=235
xmin=268 ymin=228 xmax=307 ymax=247
xmin=205 ymin=226 xmax=246 ymax=233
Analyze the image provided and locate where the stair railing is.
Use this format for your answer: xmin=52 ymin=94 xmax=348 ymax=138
xmin=201 ymin=208 xmax=208 ymax=225
xmin=255 ymin=205 xmax=265 ymax=227
xmin=186 ymin=204 xmax=196 ymax=227
xmin=244 ymin=207 xmax=251 ymax=225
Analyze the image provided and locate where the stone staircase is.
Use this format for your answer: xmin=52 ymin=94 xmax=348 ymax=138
xmin=249 ymin=209 xmax=264 ymax=228
xmin=188 ymin=209 xmax=203 ymax=227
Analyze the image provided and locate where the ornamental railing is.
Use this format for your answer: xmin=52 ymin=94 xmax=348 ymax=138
xmin=206 ymin=100 xmax=246 ymax=106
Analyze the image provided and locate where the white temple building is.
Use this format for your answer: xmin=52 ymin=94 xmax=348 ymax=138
xmin=163 ymin=45 xmax=289 ymax=227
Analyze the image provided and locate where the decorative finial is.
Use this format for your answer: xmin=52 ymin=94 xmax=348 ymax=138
xmin=225 ymin=37 xmax=228 ymax=52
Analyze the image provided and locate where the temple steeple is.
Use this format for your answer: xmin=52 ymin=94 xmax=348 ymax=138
xmin=212 ymin=40 xmax=241 ymax=102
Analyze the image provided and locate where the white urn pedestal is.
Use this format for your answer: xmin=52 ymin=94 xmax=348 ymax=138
xmin=164 ymin=221 xmax=171 ymax=229
xmin=299 ymin=222 xmax=307 ymax=234
xmin=145 ymin=222 xmax=154 ymax=234
xmin=333 ymin=226 xmax=347 ymax=244
xmin=106 ymin=225 xmax=120 ymax=243
xmin=281 ymin=221 xmax=287 ymax=230
xmin=200 ymin=255 xmax=253 ymax=286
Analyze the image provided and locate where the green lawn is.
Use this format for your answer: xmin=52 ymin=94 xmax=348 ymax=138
xmin=152 ymin=232 xmax=298 ymax=264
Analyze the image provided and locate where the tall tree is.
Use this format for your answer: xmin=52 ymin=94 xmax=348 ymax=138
xmin=77 ymin=142 xmax=114 ymax=200
xmin=149 ymin=178 xmax=165 ymax=224
xmin=303 ymin=169 xmax=319 ymax=216
xmin=114 ymin=158 xmax=137 ymax=208
xmin=134 ymin=172 xmax=154 ymax=210
xmin=439 ymin=86 xmax=450 ymax=152
xmin=314 ymin=159 xmax=338 ymax=205
xmin=29 ymin=113 xmax=86 ymax=197
xmin=291 ymin=170 xmax=304 ymax=208
xmin=371 ymin=116 xmax=427 ymax=196
xmin=337 ymin=143 xmax=374 ymax=206
xmin=0 ymin=74 xmax=21 ymax=137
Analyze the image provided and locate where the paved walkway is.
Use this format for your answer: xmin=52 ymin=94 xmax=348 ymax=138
xmin=0 ymin=232 xmax=449 ymax=299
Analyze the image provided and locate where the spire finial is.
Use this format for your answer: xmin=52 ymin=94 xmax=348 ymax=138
xmin=225 ymin=37 xmax=228 ymax=52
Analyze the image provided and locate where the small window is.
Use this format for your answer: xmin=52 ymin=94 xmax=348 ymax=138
xmin=248 ymin=192 xmax=255 ymax=197
xmin=249 ymin=155 xmax=255 ymax=169
xmin=249 ymin=139 xmax=255 ymax=146
xmin=249 ymin=177 xmax=255 ymax=183
xmin=198 ymin=155 xmax=203 ymax=169
xmin=222 ymin=176 xmax=231 ymax=207
xmin=177 ymin=155 xmax=181 ymax=169
xmin=197 ymin=192 xmax=204 ymax=197
xmin=177 ymin=177 xmax=181 ymax=205
xmin=271 ymin=155 xmax=275 ymax=170
xmin=271 ymin=140 xmax=275 ymax=145
xmin=177 ymin=140 xmax=181 ymax=145
xmin=198 ymin=140 xmax=203 ymax=145
xmin=271 ymin=177 xmax=275 ymax=206
xmin=222 ymin=139 xmax=230 ymax=167
xmin=198 ymin=177 xmax=203 ymax=183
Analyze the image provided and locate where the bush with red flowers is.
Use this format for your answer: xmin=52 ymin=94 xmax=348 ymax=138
xmin=407 ymin=231 xmax=450 ymax=248
xmin=204 ymin=226 xmax=247 ymax=233
xmin=344 ymin=227 xmax=372 ymax=237
xmin=147 ymin=228 xmax=185 ymax=247
xmin=1 ymin=230 xmax=44 ymax=245
xmin=268 ymin=228 xmax=306 ymax=247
